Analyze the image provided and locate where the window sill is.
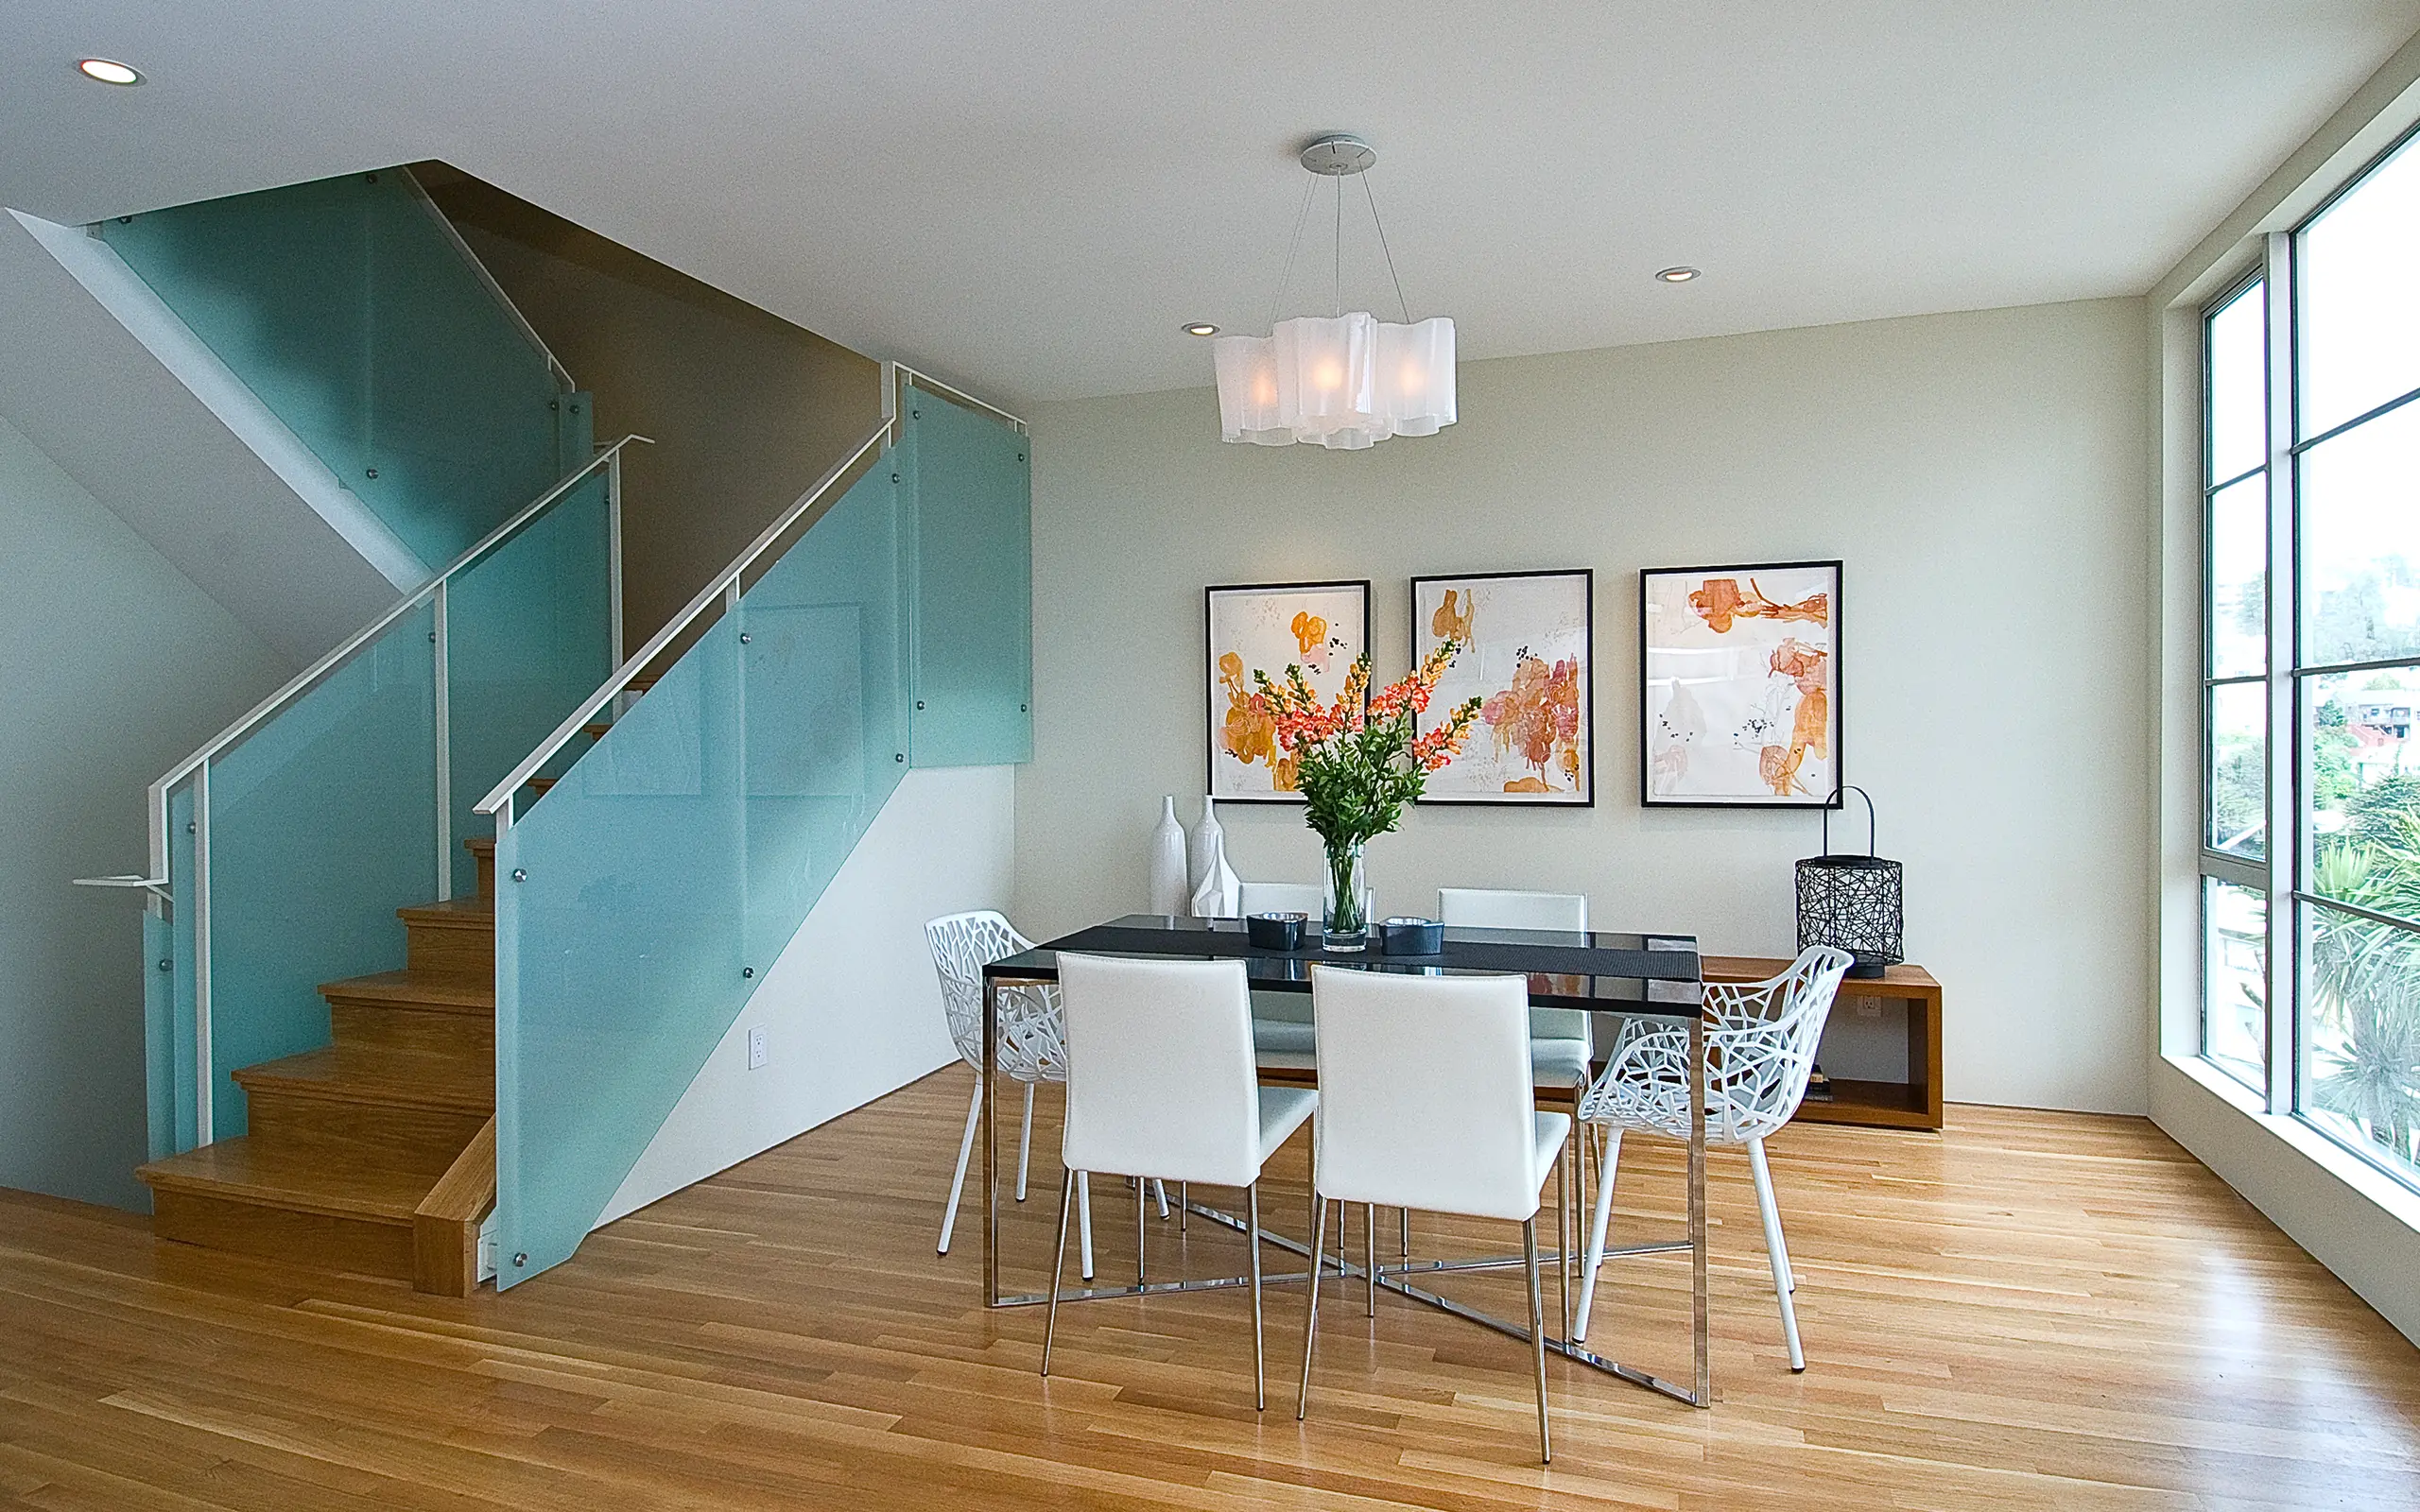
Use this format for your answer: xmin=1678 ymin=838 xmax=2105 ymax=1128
xmin=2160 ymin=1051 xmax=2420 ymax=1235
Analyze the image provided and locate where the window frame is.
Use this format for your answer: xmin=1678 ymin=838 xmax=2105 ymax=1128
xmin=2202 ymin=118 xmax=2420 ymax=1187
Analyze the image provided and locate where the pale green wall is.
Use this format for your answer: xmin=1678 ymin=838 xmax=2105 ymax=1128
xmin=0 ymin=414 xmax=289 ymax=1208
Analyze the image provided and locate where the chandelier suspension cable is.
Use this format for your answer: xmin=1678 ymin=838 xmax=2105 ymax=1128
xmin=1361 ymin=174 xmax=1414 ymax=325
xmin=1334 ymin=173 xmax=1344 ymax=318
xmin=1269 ymin=170 xmax=1321 ymax=333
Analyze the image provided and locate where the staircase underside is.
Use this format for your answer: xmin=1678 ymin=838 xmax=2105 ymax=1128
xmin=137 ymin=836 xmax=502 ymax=1294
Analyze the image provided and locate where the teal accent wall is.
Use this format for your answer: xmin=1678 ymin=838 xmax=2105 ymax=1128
xmin=0 ymin=415 xmax=288 ymax=1208
xmin=96 ymin=170 xmax=583 ymax=570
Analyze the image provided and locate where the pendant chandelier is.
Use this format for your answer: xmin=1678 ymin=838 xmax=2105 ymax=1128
xmin=1213 ymin=135 xmax=1456 ymax=451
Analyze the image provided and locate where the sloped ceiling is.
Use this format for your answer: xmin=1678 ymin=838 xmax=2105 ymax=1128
xmin=2 ymin=2 xmax=2416 ymax=405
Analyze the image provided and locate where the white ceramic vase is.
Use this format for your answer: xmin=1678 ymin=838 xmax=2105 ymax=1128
xmin=1148 ymin=797 xmax=1188 ymax=915
xmin=1187 ymin=796 xmax=1240 ymax=917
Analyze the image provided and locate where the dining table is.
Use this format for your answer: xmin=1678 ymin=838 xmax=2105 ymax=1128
xmin=979 ymin=912 xmax=1714 ymax=1408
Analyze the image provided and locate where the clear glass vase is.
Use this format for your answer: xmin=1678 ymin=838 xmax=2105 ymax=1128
xmin=1322 ymin=838 xmax=1372 ymax=952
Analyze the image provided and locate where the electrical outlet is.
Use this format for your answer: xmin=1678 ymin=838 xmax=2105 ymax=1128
xmin=1857 ymin=1000 xmax=1881 ymax=1019
xmin=747 ymin=1025 xmax=768 ymax=1070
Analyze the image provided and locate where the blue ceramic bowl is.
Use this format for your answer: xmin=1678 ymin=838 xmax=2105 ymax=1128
xmin=1246 ymin=912 xmax=1307 ymax=951
xmin=1379 ymin=917 xmax=1443 ymax=954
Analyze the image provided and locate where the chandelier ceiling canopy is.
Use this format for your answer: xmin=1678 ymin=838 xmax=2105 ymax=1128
xmin=1213 ymin=135 xmax=1456 ymax=451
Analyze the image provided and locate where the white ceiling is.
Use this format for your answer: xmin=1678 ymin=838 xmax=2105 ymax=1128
xmin=3 ymin=2 xmax=2416 ymax=406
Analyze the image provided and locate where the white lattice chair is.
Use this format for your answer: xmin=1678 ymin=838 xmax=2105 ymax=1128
xmin=926 ymin=911 xmax=1098 ymax=1275
xmin=1570 ymin=945 xmax=1853 ymax=1369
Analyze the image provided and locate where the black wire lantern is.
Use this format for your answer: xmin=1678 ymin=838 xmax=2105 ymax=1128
xmin=1795 ymin=785 xmax=1903 ymax=979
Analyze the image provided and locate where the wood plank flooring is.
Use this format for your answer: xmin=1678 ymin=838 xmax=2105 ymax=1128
xmin=4 ymin=1076 xmax=2419 ymax=1509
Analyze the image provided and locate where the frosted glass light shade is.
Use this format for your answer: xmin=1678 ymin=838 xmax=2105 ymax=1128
xmin=1214 ymin=314 xmax=1455 ymax=449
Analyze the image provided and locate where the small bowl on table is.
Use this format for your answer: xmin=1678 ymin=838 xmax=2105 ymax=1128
xmin=1246 ymin=911 xmax=1308 ymax=951
xmin=1379 ymin=917 xmax=1443 ymax=955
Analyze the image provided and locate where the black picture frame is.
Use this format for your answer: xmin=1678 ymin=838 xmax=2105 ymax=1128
xmin=1409 ymin=568 xmax=1597 ymax=807
xmin=1204 ymin=578 xmax=1373 ymax=805
xmin=1639 ymin=558 xmax=1843 ymax=810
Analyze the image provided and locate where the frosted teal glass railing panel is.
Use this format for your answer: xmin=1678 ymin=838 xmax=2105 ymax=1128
xmin=495 ymin=463 xmax=905 ymax=1284
xmin=142 ymin=910 xmax=174 ymax=1161
xmin=205 ymin=606 xmax=438 ymax=1137
xmin=96 ymin=170 xmax=575 ymax=567
xmin=903 ymin=384 xmax=1030 ymax=766
xmin=157 ymin=787 xmax=200 ymax=1158
xmin=445 ymin=471 xmax=613 ymax=896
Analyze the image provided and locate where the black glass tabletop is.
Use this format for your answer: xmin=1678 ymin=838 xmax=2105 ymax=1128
xmin=983 ymin=914 xmax=1703 ymax=1015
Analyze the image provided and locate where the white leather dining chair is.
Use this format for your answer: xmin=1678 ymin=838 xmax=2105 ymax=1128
xmin=1435 ymin=888 xmax=1595 ymax=1095
xmin=1236 ymin=881 xmax=1324 ymax=1070
xmin=925 ymin=911 xmax=1094 ymax=1278
xmin=1571 ymin=945 xmax=1852 ymax=1371
xmin=1042 ymin=954 xmax=1317 ymax=1409
xmin=1299 ymin=966 xmax=1570 ymax=1462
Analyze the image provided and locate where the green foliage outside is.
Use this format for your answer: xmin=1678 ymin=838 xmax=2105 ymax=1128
xmin=2309 ymin=771 xmax=2420 ymax=1166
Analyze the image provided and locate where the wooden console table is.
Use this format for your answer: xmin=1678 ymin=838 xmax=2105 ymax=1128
xmin=1702 ymin=956 xmax=1944 ymax=1131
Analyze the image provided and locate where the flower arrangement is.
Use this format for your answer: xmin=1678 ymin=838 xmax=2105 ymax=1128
xmin=1253 ymin=641 xmax=1482 ymax=946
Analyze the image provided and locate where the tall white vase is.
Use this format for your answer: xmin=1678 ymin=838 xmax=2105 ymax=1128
xmin=1187 ymin=795 xmax=1240 ymax=918
xmin=1148 ymin=797 xmax=1188 ymax=915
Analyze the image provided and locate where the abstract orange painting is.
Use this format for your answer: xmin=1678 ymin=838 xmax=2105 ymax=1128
xmin=1641 ymin=559 xmax=1841 ymax=808
xmin=1410 ymin=571 xmax=1593 ymax=805
xmin=1205 ymin=579 xmax=1371 ymax=801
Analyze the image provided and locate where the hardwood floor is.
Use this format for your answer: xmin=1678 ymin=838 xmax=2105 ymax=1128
xmin=4 ymin=1077 xmax=2418 ymax=1509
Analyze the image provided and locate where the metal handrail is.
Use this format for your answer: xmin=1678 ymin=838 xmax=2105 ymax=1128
xmin=75 ymin=434 xmax=653 ymax=891
xmin=475 ymin=417 xmax=894 ymax=818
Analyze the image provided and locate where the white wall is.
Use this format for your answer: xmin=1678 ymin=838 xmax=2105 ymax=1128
xmin=0 ymin=414 xmax=290 ymax=1208
xmin=1018 ymin=300 xmax=2151 ymax=1114
xmin=601 ymin=765 xmax=1012 ymax=1222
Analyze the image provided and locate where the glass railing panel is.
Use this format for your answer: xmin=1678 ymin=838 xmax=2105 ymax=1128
xmin=95 ymin=170 xmax=582 ymax=568
xmin=444 ymin=471 xmax=614 ymax=896
xmin=904 ymin=384 xmax=1031 ymax=765
xmin=495 ymin=462 xmax=906 ymax=1283
xmin=161 ymin=786 xmax=200 ymax=1156
xmin=203 ymin=606 xmax=438 ymax=1138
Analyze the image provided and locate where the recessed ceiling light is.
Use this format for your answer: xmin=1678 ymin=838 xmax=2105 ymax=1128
xmin=1654 ymin=266 xmax=1702 ymax=284
xmin=77 ymin=58 xmax=143 ymax=85
xmin=1183 ymin=321 xmax=1220 ymax=337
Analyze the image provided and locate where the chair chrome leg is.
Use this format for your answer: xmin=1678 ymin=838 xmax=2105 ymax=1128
xmin=1365 ymin=1203 xmax=1377 ymax=1317
xmin=1399 ymin=1206 xmax=1410 ymax=1263
xmin=1078 ymin=1173 xmax=1094 ymax=1280
xmin=1041 ymin=1167 xmax=1076 ymax=1377
xmin=1136 ymin=1177 xmax=1148 ymax=1284
xmin=1748 ymin=1137 xmax=1806 ymax=1371
xmin=1153 ymin=1178 xmax=1170 ymax=1219
xmin=1015 ymin=1082 xmax=1035 ymax=1201
xmin=1524 ymin=1216 xmax=1551 ymax=1464
xmin=1297 ymin=1190 xmax=1328 ymax=1420
xmin=1181 ymin=1179 xmax=1188 ymax=1232
xmin=1248 ymin=1182 xmax=1266 ymax=1411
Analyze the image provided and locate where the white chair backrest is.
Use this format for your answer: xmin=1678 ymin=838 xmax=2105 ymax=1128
xmin=1582 ymin=945 xmax=1853 ymax=1143
xmin=925 ymin=911 xmax=1034 ymax=1069
xmin=1058 ymin=954 xmax=1263 ymax=1187
xmin=1238 ymin=881 xmax=1324 ymax=917
xmin=1437 ymin=887 xmax=1588 ymax=933
xmin=1310 ymin=967 xmax=1546 ymax=1222
xmin=1703 ymin=945 xmax=1854 ymax=1141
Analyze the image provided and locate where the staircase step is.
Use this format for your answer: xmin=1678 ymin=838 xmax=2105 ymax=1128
xmin=396 ymin=896 xmax=493 ymax=978
xmin=466 ymin=834 xmax=494 ymax=900
xmin=582 ymin=721 xmax=613 ymax=741
xmin=139 ymin=1134 xmax=440 ymax=1280
xmin=320 ymin=969 xmax=493 ymax=1016
xmin=234 ymin=1044 xmax=493 ymax=1156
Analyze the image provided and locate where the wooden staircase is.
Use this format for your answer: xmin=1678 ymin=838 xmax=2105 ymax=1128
xmin=136 ymin=835 xmax=505 ymax=1296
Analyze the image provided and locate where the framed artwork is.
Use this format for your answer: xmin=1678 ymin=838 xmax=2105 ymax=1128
xmin=1411 ymin=569 xmax=1594 ymax=805
xmin=1205 ymin=578 xmax=1371 ymax=802
xmin=1640 ymin=559 xmax=1841 ymax=808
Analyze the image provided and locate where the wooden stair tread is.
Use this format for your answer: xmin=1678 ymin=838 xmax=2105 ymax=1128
xmin=319 ymin=970 xmax=493 ymax=1011
xmin=465 ymin=836 xmax=493 ymax=856
xmin=138 ymin=1135 xmax=443 ymax=1223
xmin=233 ymin=1045 xmax=493 ymax=1115
xmin=396 ymin=898 xmax=493 ymax=926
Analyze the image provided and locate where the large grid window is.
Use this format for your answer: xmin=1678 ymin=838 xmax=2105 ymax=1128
xmin=2203 ymin=126 xmax=2420 ymax=1184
